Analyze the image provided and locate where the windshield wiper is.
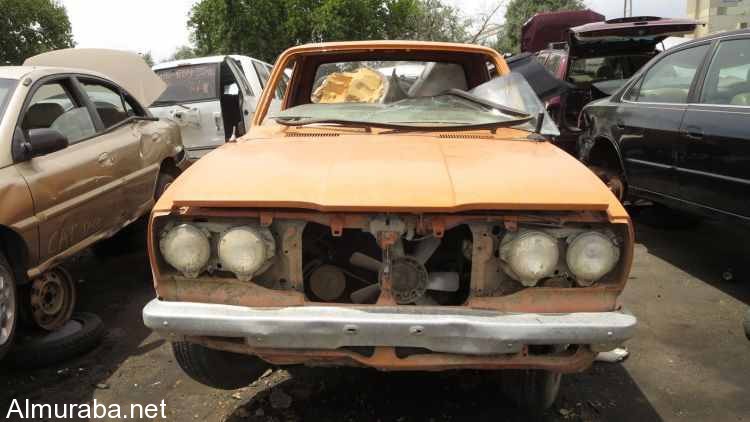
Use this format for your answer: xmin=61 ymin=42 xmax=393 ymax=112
xmin=274 ymin=116 xmax=533 ymax=133
xmin=441 ymin=89 xmax=530 ymax=118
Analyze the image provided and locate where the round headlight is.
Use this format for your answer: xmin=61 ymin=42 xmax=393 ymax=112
xmin=160 ymin=224 xmax=211 ymax=278
xmin=217 ymin=226 xmax=275 ymax=280
xmin=566 ymin=231 xmax=620 ymax=285
xmin=500 ymin=231 xmax=559 ymax=286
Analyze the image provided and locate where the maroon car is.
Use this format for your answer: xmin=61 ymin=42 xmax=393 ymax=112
xmin=514 ymin=15 xmax=699 ymax=155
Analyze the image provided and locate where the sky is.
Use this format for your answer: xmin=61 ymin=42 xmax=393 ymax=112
xmin=61 ymin=0 xmax=689 ymax=62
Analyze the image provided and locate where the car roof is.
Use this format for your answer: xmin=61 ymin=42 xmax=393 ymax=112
xmin=281 ymin=40 xmax=502 ymax=58
xmin=153 ymin=55 xmax=270 ymax=70
xmin=0 ymin=65 xmax=115 ymax=81
xmin=678 ymin=28 xmax=750 ymax=47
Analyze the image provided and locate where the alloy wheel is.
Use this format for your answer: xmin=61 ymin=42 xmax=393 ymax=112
xmin=0 ymin=272 xmax=16 ymax=345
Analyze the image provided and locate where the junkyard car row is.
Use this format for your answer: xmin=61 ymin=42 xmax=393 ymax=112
xmin=0 ymin=18 xmax=748 ymax=415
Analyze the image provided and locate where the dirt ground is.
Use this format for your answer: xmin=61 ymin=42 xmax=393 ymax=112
xmin=1 ymin=216 xmax=749 ymax=422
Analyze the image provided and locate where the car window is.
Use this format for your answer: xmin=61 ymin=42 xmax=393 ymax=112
xmin=700 ymin=39 xmax=750 ymax=106
xmin=569 ymin=55 xmax=652 ymax=84
xmin=0 ymin=78 xmax=17 ymax=123
xmin=310 ymin=61 xmax=465 ymax=104
xmin=81 ymin=82 xmax=130 ymax=128
xmin=253 ymin=61 xmax=271 ymax=89
xmin=544 ymin=55 xmax=562 ymax=75
xmin=626 ymin=44 xmax=709 ymax=104
xmin=276 ymin=70 xmax=289 ymax=100
xmin=154 ymin=63 xmax=219 ymax=104
xmin=23 ymin=82 xmax=95 ymax=145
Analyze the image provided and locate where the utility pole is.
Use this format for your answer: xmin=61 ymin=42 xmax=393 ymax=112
xmin=623 ymin=0 xmax=634 ymax=17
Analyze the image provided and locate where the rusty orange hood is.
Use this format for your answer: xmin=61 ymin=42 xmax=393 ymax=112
xmin=157 ymin=133 xmax=621 ymax=214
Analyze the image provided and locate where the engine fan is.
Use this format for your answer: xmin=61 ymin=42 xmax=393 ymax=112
xmin=348 ymin=236 xmax=460 ymax=304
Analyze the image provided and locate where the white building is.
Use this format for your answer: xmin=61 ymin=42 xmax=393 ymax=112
xmin=688 ymin=0 xmax=750 ymax=37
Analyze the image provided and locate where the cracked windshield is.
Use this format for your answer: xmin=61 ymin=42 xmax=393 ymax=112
xmin=272 ymin=60 xmax=559 ymax=135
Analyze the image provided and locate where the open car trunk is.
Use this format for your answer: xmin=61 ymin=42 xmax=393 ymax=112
xmin=568 ymin=16 xmax=699 ymax=57
xmin=560 ymin=17 xmax=699 ymax=133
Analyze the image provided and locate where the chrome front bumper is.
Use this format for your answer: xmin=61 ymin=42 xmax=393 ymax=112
xmin=143 ymin=299 xmax=637 ymax=356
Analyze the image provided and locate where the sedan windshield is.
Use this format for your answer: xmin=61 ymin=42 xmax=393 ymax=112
xmin=271 ymin=60 xmax=559 ymax=136
xmin=0 ymin=78 xmax=17 ymax=123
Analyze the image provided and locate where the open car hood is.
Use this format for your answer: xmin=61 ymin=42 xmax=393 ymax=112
xmin=24 ymin=48 xmax=166 ymax=107
xmin=569 ymin=17 xmax=699 ymax=56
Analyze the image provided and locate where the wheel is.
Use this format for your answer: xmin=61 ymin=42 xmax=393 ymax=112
xmin=26 ymin=267 xmax=76 ymax=331
xmin=500 ymin=369 xmax=561 ymax=412
xmin=5 ymin=312 xmax=104 ymax=368
xmin=172 ymin=341 xmax=270 ymax=390
xmin=589 ymin=166 xmax=625 ymax=202
xmin=0 ymin=253 xmax=18 ymax=360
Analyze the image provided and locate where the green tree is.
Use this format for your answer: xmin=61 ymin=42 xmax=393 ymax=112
xmin=494 ymin=0 xmax=585 ymax=54
xmin=410 ymin=0 xmax=469 ymax=42
xmin=169 ymin=45 xmax=199 ymax=61
xmin=141 ymin=51 xmax=155 ymax=66
xmin=0 ymin=0 xmax=75 ymax=64
xmin=188 ymin=0 xmax=467 ymax=63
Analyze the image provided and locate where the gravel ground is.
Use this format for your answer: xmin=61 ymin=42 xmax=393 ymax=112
xmin=1 ymin=216 xmax=749 ymax=422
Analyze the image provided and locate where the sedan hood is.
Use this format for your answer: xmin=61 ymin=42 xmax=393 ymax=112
xmin=24 ymin=48 xmax=166 ymax=107
xmin=159 ymin=134 xmax=618 ymax=213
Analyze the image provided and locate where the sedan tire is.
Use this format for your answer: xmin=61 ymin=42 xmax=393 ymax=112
xmin=5 ymin=312 xmax=103 ymax=368
xmin=172 ymin=341 xmax=270 ymax=390
xmin=0 ymin=253 xmax=17 ymax=361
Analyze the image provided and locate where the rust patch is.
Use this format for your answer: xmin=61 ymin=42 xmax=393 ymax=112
xmin=190 ymin=337 xmax=596 ymax=373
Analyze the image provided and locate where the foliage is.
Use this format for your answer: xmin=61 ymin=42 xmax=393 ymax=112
xmin=168 ymin=45 xmax=199 ymax=61
xmin=0 ymin=0 xmax=75 ymax=64
xmin=141 ymin=51 xmax=154 ymax=66
xmin=188 ymin=0 xmax=468 ymax=63
xmin=494 ymin=0 xmax=585 ymax=54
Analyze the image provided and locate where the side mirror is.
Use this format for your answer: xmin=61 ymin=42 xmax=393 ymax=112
xmin=24 ymin=128 xmax=69 ymax=158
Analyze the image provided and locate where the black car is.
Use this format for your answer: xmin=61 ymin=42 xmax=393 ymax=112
xmin=512 ymin=15 xmax=697 ymax=155
xmin=579 ymin=30 xmax=750 ymax=221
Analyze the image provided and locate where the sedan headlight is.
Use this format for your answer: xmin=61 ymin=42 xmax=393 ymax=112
xmin=500 ymin=230 xmax=559 ymax=286
xmin=566 ymin=231 xmax=620 ymax=285
xmin=160 ymin=224 xmax=211 ymax=278
xmin=217 ymin=226 xmax=276 ymax=281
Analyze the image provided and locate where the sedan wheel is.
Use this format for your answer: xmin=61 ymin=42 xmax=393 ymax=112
xmin=28 ymin=267 xmax=76 ymax=331
xmin=0 ymin=254 xmax=18 ymax=360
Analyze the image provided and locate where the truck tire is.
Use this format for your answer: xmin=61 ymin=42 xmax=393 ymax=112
xmin=500 ymin=369 xmax=561 ymax=412
xmin=0 ymin=253 xmax=18 ymax=360
xmin=6 ymin=312 xmax=104 ymax=368
xmin=172 ymin=341 xmax=269 ymax=390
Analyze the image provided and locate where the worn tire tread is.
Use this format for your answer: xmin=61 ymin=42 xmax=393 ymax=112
xmin=6 ymin=312 xmax=104 ymax=368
